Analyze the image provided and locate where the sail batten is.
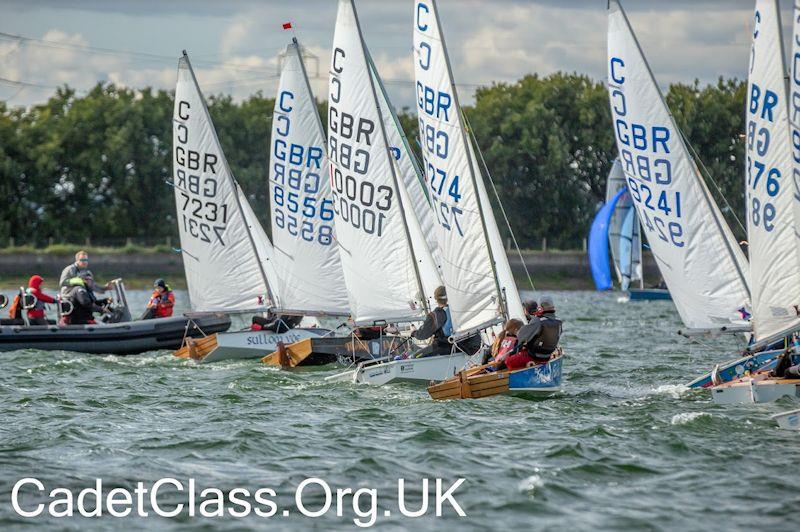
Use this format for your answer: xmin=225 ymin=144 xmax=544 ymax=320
xmin=607 ymin=1 xmax=750 ymax=329
xmin=173 ymin=53 xmax=277 ymax=312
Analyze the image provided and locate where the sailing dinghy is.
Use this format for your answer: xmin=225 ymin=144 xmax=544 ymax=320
xmin=171 ymin=51 xmax=338 ymax=364
xmin=607 ymin=1 xmax=766 ymax=389
xmin=706 ymin=0 xmax=800 ymax=402
xmin=323 ymin=0 xmax=476 ymax=385
xmin=416 ymin=0 xmax=562 ymax=397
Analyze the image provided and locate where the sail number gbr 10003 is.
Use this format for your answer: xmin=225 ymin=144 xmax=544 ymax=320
xmin=174 ymin=100 xmax=228 ymax=246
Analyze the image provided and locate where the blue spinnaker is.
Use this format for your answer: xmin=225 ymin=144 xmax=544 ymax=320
xmin=589 ymin=188 xmax=626 ymax=290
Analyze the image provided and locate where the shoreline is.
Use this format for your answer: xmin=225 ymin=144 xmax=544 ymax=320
xmin=0 ymin=249 xmax=659 ymax=291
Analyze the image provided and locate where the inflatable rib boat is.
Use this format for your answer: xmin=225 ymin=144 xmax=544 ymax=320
xmin=0 ymin=313 xmax=231 ymax=355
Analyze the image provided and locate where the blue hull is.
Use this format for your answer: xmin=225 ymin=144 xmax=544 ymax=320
xmin=508 ymin=356 xmax=563 ymax=393
xmin=628 ymin=289 xmax=671 ymax=301
xmin=686 ymin=349 xmax=782 ymax=389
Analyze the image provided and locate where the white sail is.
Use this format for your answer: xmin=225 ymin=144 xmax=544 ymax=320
xmin=746 ymin=0 xmax=800 ymax=342
xmin=328 ymin=0 xmax=427 ymax=324
xmin=173 ymin=53 xmax=275 ymax=312
xmin=607 ymin=1 xmax=750 ymax=329
xmin=606 ymin=159 xmax=643 ymax=289
xmin=468 ymin=142 xmax=525 ymax=322
xmin=413 ymin=0 xmax=506 ymax=334
xmin=268 ymin=40 xmax=350 ymax=316
xmin=369 ymin=58 xmax=443 ymax=303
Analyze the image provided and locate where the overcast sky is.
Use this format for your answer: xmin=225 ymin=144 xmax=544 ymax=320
xmin=0 ymin=0 xmax=792 ymax=109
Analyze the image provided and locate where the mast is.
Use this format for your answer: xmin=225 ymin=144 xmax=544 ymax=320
xmin=612 ymin=1 xmax=750 ymax=299
xmin=350 ymin=0 xmax=430 ymax=314
xmin=181 ymin=51 xmax=275 ymax=306
xmin=429 ymin=0 xmax=507 ymax=318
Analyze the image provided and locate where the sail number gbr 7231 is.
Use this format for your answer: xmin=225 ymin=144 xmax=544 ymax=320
xmin=174 ymin=100 xmax=229 ymax=246
xmin=609 ymin=57 xmax=684 ymax=249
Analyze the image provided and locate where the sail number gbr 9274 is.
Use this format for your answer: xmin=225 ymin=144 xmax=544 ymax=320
xmin=609 ymin=58 xmax=684 ymax=248
xmin=174 ymin=100 xmax=229 ymax=246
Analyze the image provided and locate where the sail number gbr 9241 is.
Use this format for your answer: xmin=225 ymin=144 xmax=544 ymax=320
xmin=609 ymin=57 xmax=684 ymax=248
xmin=174 ymin=100 xmax=229 ymax=246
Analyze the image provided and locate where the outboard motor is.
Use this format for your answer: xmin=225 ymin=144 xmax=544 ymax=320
xmin=101 ymin=279 xmax=132 ymax=323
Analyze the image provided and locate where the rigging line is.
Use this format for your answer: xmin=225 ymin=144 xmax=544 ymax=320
xmin=0 ymin=76 xmax=59 ymax=89
xmin=461 ymin=111 xmax=535 ymax=292
xmin=677 ymin=127 xmax=747 ymax=237
xmin=0 ymin=30 xmax=274 ymax=76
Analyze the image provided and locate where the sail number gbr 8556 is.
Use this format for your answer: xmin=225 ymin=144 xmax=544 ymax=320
xmin=174 ymin=100 xmax=229 ymax=246
xmin=609 ymin=57 xmax=684 ymax=248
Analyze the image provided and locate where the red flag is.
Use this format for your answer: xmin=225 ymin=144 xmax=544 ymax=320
xmin=282 ymin=22 xmax=292 ymax=30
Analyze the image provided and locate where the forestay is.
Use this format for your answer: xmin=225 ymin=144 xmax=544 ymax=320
xmin=607 ymin=1 xmax=750 ymax=329
xmin=606 ymin=159 xmax=642 ymax=290
xmin=369 ymin=55 xmax=443 ymax=302
xmin=328 ymin=0 xmax=427 ymax=324
xmin=173 ymin=53 xmax=275 ymax=312
xmin=413 ymin=0 xmax=510 ymax=334
xmin=268 ymin=40 xmax=349 ymax=316
xmin=745 ymin=0 xmax=800 ymax=341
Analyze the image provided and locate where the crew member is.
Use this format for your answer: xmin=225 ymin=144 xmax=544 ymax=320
xmin=26 ymin=275 xmax=56 ymax=325
xmin=141 ymin=279 xmax=175 ymax=320
xmin=485 ymin=318 xmax=523 ymax=366
xmin=522 ymin=299 xmax=540 ymax=322
xmin=411 ymin=286 xmax=483 ymax=358
xmin=60 ymin=277 xmax=105 ymax=325
xmin=251 ymin=310 xmax=302 ymax=332
xmin=504 ymin=296 xmax=562 ymax=370
xmin=59 ymin=250 xmax=111 ymax=295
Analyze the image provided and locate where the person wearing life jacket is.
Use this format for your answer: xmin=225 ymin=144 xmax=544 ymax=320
xmin=504 ymin=295 xmax=562 ymax=371
xmin=251 ymin=310 xmax=302 ymax=332
xmin=25 ymin=275 xmax=57 ymax=325
xmin=410 ymin=286 xmax=483 ymax=357
xmin=59 ymin=250 xmax=111 ymax=296
xmin=60 ymin=277 xmax=105 ymax=325
xmin=522 ymin=299 xmax=541 ymax=323
xmin=484 ymin=318 xmax=523 ymax=366
xmin=140 ymin=279 xmax=175 ymax=320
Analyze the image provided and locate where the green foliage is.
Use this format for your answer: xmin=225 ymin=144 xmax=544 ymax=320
xmin=0 ymin=75 xmax=748 ymax=249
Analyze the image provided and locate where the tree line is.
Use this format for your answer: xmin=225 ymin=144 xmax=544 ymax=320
xmin=0 ymin=74 xmax=747 ymax=249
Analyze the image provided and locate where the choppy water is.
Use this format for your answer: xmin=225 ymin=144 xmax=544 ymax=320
xmin=1 ymin=289 xmax=798 ymax=531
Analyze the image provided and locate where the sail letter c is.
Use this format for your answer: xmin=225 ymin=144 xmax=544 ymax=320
xmin=278 ymin=90 xmax=294 ymax=113
xmin=610 ymin=57 xmax=625 ymax=84
xmin=419 ymin=42 xmax=431 ymax=70
xmin=332 ymin=48 xmax=345 ymax=74
xmin=178 ymin=100 xmax=190 ymax=120
xmin=416 ymin=2 xmax=430 ymax=31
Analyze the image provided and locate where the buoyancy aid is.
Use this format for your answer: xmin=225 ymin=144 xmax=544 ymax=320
xmin=529 ymin=314 xmax=562 ymax=355
xmin=432 ymin=307 xmax=451 ymax=348
xmin=496 ymin=335 xmax=518 ymax=359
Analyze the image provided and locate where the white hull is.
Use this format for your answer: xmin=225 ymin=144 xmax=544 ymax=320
xmin=202 ymin=328 xmax=328 ymax=364
xmin=772 ymin=408 xmax=800 ymax=430
xmin=711 ymin=377 xmax=800 ymax=405
xmin=326 ymin=353 xmax=476 ymax=386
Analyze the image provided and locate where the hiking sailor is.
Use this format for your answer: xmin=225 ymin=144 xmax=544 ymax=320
xmin=59 ymin=250 xmax=111 ymax=295
xmin=411 ymin=286 xmax=483 ymax=358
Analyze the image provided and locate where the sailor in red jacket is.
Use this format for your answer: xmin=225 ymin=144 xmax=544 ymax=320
xmin=141 ymin=279 xmax=175 ymax=320
xmin=26 ymin=275 xmax=56 ymax=325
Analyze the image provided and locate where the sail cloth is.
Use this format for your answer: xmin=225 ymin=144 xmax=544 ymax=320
xmin=328 ymin=0 xmax=427 ymax=324
xmin=268 ymin=40 xmax=350 ymax=316
xmin=369 ymin=55 xmax=443 ymax=304
xmin=589 ymin=188 xmax=627 ymax=291
xmin=606 ymin=159 xmax=642 ymax=290
xmin=413 ymin=0 xmax=515 ymax=334
xmin=744 ymin=0 xmax=800 ymax=341
xmin=607 ymin=1 xmax=750 ymax=330
xmin=173 ymin=53 xmax=275 ymax=312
